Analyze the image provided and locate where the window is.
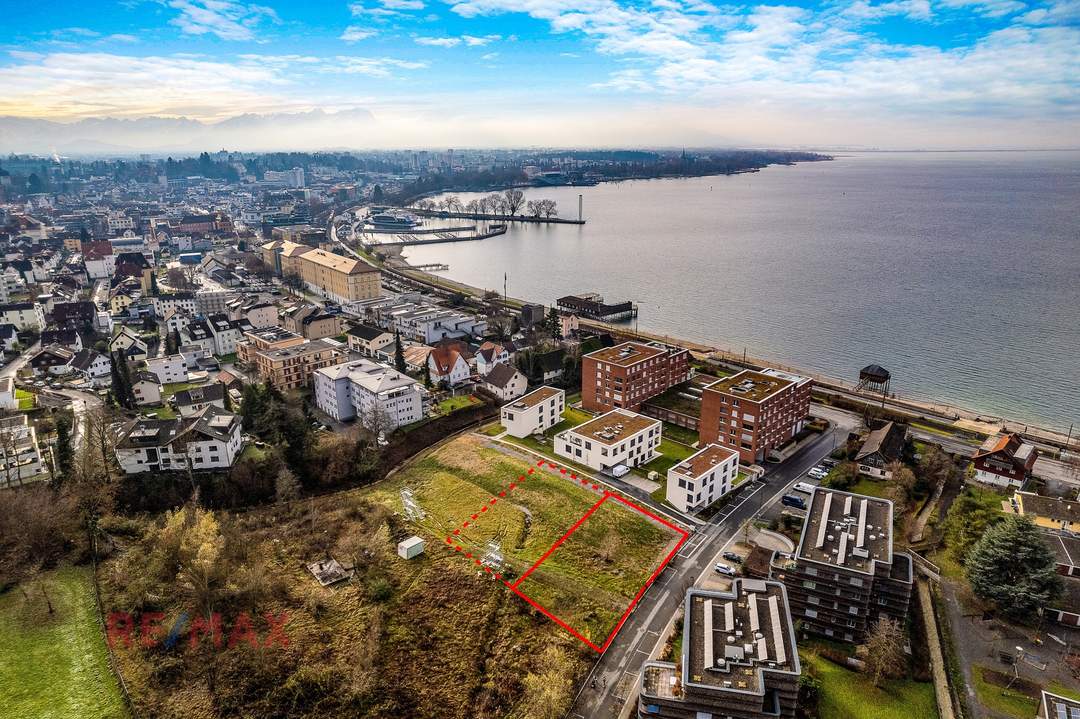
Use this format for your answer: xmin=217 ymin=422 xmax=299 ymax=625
xmin=805 ymin=609 xmax=818 ymax=619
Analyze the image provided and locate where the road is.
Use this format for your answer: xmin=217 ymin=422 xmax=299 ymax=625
xmin=566 ymin=405 xmax=858 ymax=719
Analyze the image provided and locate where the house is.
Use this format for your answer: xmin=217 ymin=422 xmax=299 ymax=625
xmin=770 ymin=487 xmax=913 ymax=644
xmin=154 ymin=292 xmax=198 ymax=318
xmin=666 ymin=444 xmax=741 ymax=513
xmin=206 ymin=314 xmax=244 ymax=356
xmin=500 ymin=386 xmax=564 ymax=438
xmin=280 ymin=303 xmax=342 ymax=340
xmin=131 ymin=371 xmax=163 ymax=406
xmin=0 ymin=377 xmax=17 ymax=410
xmin=638 ymin=581 xmax=801 ymax=719
xmin=28 ymin=345 xmax=74 ymax=375
xmin=237 ymin=328 xmax=345 ymax=390
xmin=0 ymin=302 xmax=46 ymax=331
xmin=1013 ymin=491 xmax=1080 ymax=534
xmin=40 ymin=328 xmax=83 ymax=352
xmin=215 ymin=369 xmax=244 ymax=393
xmin=0 ymin=415 xmax=45 ymax=487
xmin=145 ymin=354 xmax=188 ymax=385
xmin=174 ymin=383 xmax=227 ymax=418
xmin=1046 ymin=533 xmax=1080 ymax=578
xmin=109 ymin=284 xmax=138 ymax=314
xmin=180 ymin=320 xmax=217 ymax=356
xmin=481 ymin=362 xmax=527 ymax=402
xmin=428 ymin=345 xmax=472 ymax=387
xmin=69 ymin=349 xmax=111 ymax=386
xmin=313 ymin=358 xmax=429 ymax=428
xmin=82 ymin=240 xmax=115 ymax=279
xmin=110 ymin=327 xmax=148 ymax=362
xmin=972 ymin=433 xmax=1038 ymax=489
xmin=114 ymin=406 xmax=244 ymax=474
xmin=854 ymin=421 xmax=908 ymax=479
xmin=401 ymin=344 xmax=433 ymax=373
xmin=0 ymin=324 xmax=17 ymax=352
xmin=555 ymin=409 xmax=662 ymax=472
xmin=346 ymin=323 xmax=395 ymax=357
xmin=113 ymin=251 xmax=153 ymax=292
xmin=475 ymin=341 xmax=512 ymax=376
xmin=1038 ymin=692 xmax=1080 ymax=719
xmin=535 ymin=348 xmax=566 ymax=384
xmin=162 ymin=307 xmax=192 ymax=335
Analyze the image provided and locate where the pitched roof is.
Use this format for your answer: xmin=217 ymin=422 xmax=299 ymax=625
xmin=484 ymin=362 xmax=522 ymax=389
xmin=855 ymin=421 xmax=907 ymax=463
xmin=174 ymin=383 xmax=225 ymax=406
xmin=429 ymin=345 xmax=466 ymax=375
xmin=347 ymin=323 xmax=390 ymax=341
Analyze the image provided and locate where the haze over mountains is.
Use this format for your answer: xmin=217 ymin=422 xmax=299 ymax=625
xmin=0 ymin=109 xmax=376 ymax=155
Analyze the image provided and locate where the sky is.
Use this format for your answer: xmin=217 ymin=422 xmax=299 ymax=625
xmin=0 ymin=0 xmax=1078 ymax=149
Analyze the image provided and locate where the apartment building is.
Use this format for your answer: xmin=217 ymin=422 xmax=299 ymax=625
xmin=206 ymin=313 xmax=247 ymax=356
xmin=346 ymin=323 xmax=395 ymax=357
xmin=145 ymin=354 xmax=189 ymax=385
xmin=698 ymin=368 xmax=813 ymax=464
xmin=582 ymin=341 xmax=691 ymax=413
xmin=501 ymin=386 xmax=565 ymax=438
xmin=0 ymin=302 xmax=46 ymax=331
xmin=261 ymin=240 xmax=380 ymax=304
xmin=666 ymin=443 xmax=741 ymax=513
xmin=313 ymin=358 xmax=428 ymax=428
xmin=555 ymin=409 xmax=661 ymax=472
xmin=114 ymin=406 xmax=244 ymax=474
xmin=770 ymin=487 xmax=913 ymax=644
xmin=639 ymin=580 xmax=801 ymax=719
xmin=0 ymin=415 xmax=44 ymax=487
xmin=238 ymin=327 xmax=345 ymax=390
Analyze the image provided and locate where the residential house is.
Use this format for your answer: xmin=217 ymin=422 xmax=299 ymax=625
xmin=536 ymin=348 xmax=566 ymax=384
xmin=346 ymin=323 xmax=395 ymax=358
xmin=69 ymin=349 xmax=111 ymax=386
xmin=40 ymin=328 xmax=83 ymax=352
xmin=313 ymin=358 xmax=428 ymax=428
xmin=280 ymin=303 xmax=342 ymax=340
xmin=109 ymin=327 xmax=148 ymax=362
xmin=114 ymin=406 xmax=244 ymax=474
xmin=0 ymin=302 xmax=46 ymax=331
xmin=854 ymin=422 xmax=908 ymax=479
xmin=401 ymin=344 xmax=433 ymax=373
xmin=180 ymin=320 xmax=217 ymax=356
xmin=428 ymin=345 xmax=471 ymax=387
xmin=29 ymin=345 xmax=74 ymax=375
xmin=500 ymin=386 xmax=565 ymax=438
xmin=972 ymin=433 xmax=1039 ymax=489
xmin=555 ymin=409 xmax=662 ymax=472
xmin=481 ymin=363 xmax=527 ymax=402
xmin=114 ymin=251 xmax=153 ymax=292
xmin=83 ymin=240 xmax=115 ymax=279
xmin=154 ymin=292 xmax=197 ymax=318
xmin=206 ymin=314 xmax=245 ymax=356
xmin=1013 ymin=491 xmax=1080 ymax=533
xmin=174 ymin=383 xmax=227 ymax=418
xmin=1038 ymin=692 xmax=1080 ymax=719
xmin=49 ymin=301 xmax=97 ymax=331
xmin=0 ymin=324 xmax=17 ymax=352
xmin=475 ymin=341 xmax=513 ymax=376
xmin=0 ymin=378 xmax=15 ymax=410
xmin=131 ymin=371 xmax=163 ymax=406
xmin=145 ymin=354 xmax=188 ymax=385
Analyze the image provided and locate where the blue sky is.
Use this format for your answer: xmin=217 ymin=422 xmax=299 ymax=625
xmin=1 ymin=0 xmax=1078 ymax=148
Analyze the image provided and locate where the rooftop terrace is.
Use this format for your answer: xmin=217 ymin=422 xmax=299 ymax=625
xmin=796 ymin=488 xmax=894 ymax=575
xmin=566 ymin=409 xmax=659 ymax=446
xmin=706 ymin=370 xmax=795 ymax=403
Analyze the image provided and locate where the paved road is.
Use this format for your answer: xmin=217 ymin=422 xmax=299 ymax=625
xmin=566 ymin=405 xmax=858 ymax=719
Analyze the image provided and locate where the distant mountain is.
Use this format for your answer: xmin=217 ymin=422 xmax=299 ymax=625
xmin=0 ymin=109 xmax=377 ymax=155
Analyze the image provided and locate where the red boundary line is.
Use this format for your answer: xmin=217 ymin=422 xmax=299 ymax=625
xmin=512 ymin=492 xmax=610 ymax=588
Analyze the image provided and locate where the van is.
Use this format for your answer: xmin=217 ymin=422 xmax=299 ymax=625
xmin=781 ymin=494 xmax=807 ymax=510
xmin=792 ymin=482 xmax=815 ymax=495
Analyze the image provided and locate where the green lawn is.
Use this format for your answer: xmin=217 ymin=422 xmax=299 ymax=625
xmin=848 ymin=476 xmax=893 ymax=500
xmin=215 ymin=352 xmax=238 ymax=365
xmin=0 ymin=565 xmax=128 ymax=719
xmin=15 ymin=387 xmax=35 ymax=410
xmin=145 ymin=405 xmax=175 ymax=420
xmin=478 ymin=421 xmax=505 ymax=436
xmin=161 ymin=381 xmax=204 ymax=398
xmin=436 ymin=394 xmax=481 ymax=414
xmin=640 ymin=438 xmax=697 ymax=476
xmin=972 ymin=666 xmax=1038 ymax=719
xmin=802 ymin=650 xmax=938 ymax=719
xmin=661 ymin=422 xmax=700 ymax=447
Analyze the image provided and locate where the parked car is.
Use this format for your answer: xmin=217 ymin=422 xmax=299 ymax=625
xmin=793 ymin=481 xmax=816 ymax=494
xmin=610 ymin=464 xmax=630 ymax=478
xmin=821 ymin=458 xmax=839 ymax=468
xmin=807 ymin=467 xmax=829 ymax=480
xmin=781 ymin=494 xmax=807 ymax=510
xmin=722 ymin=552 xmax=744 ymax=564
xmin=714 ymin=562 xmax=737 ymax=576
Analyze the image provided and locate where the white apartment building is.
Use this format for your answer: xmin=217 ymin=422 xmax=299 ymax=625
xmin=115 ymin=406 xmax=244 ymax=474
xmin=0 ymin=302 xmax=45 ymax=331
xmin=500 ymin=386 xmax=565 ymax=438
xmin=207 ymin=314 xmax=245 ymax=356
xmin=0 ymin=415 xmax=44 ymax=487
xmin=666 ymin=444 xmax=741 ymax=513
xmin=146 ymin=354 xmax=189 ymax=384
xmin=555 ymin=409 xmax=662 ymax=472
xmin=313 ymin=358 xmax=429 ymax=429
xmin=154 ymin=293 xmax=198 ymax=317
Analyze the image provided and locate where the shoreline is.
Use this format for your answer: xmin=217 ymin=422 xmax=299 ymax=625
xmin=388 ymin=258 xmax=1075 ymax=453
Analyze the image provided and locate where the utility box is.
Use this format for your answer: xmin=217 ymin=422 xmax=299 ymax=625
xmin=397 ymin=536 xmax=425 ymax=560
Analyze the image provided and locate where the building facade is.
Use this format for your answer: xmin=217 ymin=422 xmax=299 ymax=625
xmin=582 ymin=341 xmax=691 ymax=413
xmin=666 ymin=443 xmax=741 ymax=513
xmin=115 ymin=406 xmax=244 ymax=474
xmin=500 ymin=386 xmax=565 ymax=438
xmin=313 ymin=358 xmax=428 ymax=429
xmin=555 ymin=409 xmax=661 ymax=472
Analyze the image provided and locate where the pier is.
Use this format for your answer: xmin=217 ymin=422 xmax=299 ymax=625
xmin=557 ymin=293 xmax=638 ymax=322
xmin=400 ymin=207 xmax=586 ymax=225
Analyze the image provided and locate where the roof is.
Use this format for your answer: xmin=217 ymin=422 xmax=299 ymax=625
xmin=1045 ymin=533 xmax=1080 ymax=569
xmin=1041 ymin=691 xmax=1080 ymax=719
xmin=796 ymin=487 xmax=896 ymax=575
xmin=859 ymin=364 xmax=891 ymax=381
xmin=1016 ymin=492 xmax=1080 ymax=525
xmin=429 ymin=345 xmax=467 ymax=374
xmin=855 ymin=421 xmax=907 ymax=463
xmin=671 ymin=443 xmax=740 ymax=479
xmin=116 ymin=405 xmax=239 ymax=451
xmin=535 ymin=348 xmax=565 ymax=373
xmin=484 ymin=362 xmax=522 ymax=389
xmin=706 ymin=369 xmax=795 ymax=403
xmin=174 ymin=383 xmax=225 ymax=406
xmin=585 ymin=341 xmax=667 ymax=367
xmin=347 ymin=323 xmax=391 ymax=341
xmin=69 ymin=348 xmax=105 ymax=372
xmin=505 ymin=386 xmax=563 ymax=410
xmin=302 ymin=248 xmax=378 ymax=275
xmin=566 ymin=409 xmax=659 ymax=446
xmin=402 ymin=345 xmax=432 ymax=367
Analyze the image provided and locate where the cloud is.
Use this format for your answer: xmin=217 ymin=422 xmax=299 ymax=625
xmin=937 ymin=0 xmax=1027 ymax=17
xmin=481 ymin=51 xmax=499 ymax=59
xmin=462 ymin=34 xmax=501 ymax=45
xmin=843 ymin=0 xmax=933 ymax=21
xmin=382 ymin=0 xmax=425 ymax=7
xmin=591 ymin=68 xmax=653 ymax=91
xmin=1017 ymin=0 xmax=1080 ymax=23
xmin=105 ymin=34 xmax=141 ymax=43
xmin=332 ymin=56 xmax=428 ymax=75
xmin=415 ymin=36 xmax=462 ymax=46
xmin=350 ymin=0 xmax=424 ymax=17
xmin=340 ymin=26 xmax=378 ymax=42
xmin=167 ymin=0 xmax=281 ymax=41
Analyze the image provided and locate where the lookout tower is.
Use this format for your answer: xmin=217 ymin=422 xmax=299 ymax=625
xmin=857 ymin=364 xmax=891 ymax=407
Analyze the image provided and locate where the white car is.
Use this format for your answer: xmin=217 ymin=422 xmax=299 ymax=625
xmin=807 ymin=467 xmax=829 ymax=479
xmin=714 ymin=562 xmax=736 ymax=577
xmin=793 ymin=482 xmax=816 ymax=494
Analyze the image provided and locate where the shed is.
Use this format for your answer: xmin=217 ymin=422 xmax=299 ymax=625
xmin=397 ymin=536 xmax=425 ymax=560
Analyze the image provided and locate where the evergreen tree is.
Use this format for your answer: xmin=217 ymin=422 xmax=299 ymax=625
xmin=422 ymin=361 xmax=432 ymax=388
xmin=109 ymin=351 xmax=123 ymax=401
xmin=966 ymin=515 xmax=1063 ymax=620
xmin=53 ymin=419 xmax=74 ymax=487
xmin=117 ymin=352 xmax=135 ymax=409
xmin=546 ymin=306 xmax=563 ymax=340
xmin=150 ymin=273 xmax=160 ymax=297
xmin=393 ymin=331 xmax=406 ymax=373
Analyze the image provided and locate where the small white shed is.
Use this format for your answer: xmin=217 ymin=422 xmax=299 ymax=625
xmin=397 ymin=536 xmax=425 ymax=560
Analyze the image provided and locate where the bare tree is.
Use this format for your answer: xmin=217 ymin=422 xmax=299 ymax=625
xmin=541 ymin=199 xmax=558 ymax=218
xmin=864 ymin=617 xmax=905 ymax=686
xmin=503 ymin=188 xmax=525 ymax=216
xmin=526 ymin=200 xmax=542 ymax=218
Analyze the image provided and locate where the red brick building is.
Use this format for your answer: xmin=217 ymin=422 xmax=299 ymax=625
xmin=581 ymin=341 xmax=690 ymax=413
xmin=698 ymin=369 xmax=812 ymax=464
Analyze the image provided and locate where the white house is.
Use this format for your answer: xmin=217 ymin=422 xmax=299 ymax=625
xmin=0 ymin=324 xmax=17 ymax=352
xmin=0 ymin=302 xmax=46 ymax=331
xmin=666 ymin=444 xmax=741 ymax=513
xmin=162 ymin=307 xmax=192 ymax=335
xmin=131 ymin=372 xmax=163 ymax=406
xmin=0 ymin=414 xmax=44 ymax=487
xmin=555 ymin=409 xmax=661 ymax=473
xmin=110 ymin=327 xmax=148 ymax=361
xmin=475 ymin=341 xmax=512 ymax=376
xmin=180 ymin=321 xmax=217 ymax=356
xmin=174 ymin=383 xmax=227 ymax=418
xmin=313 ymin=358 xmax=428 ymax=429
xmin=154 ymin=292 xmax=198 ymax=318
xmin=428 ymin=346 xmax=471 ymax=387
xmin=146 ymin=354 xmax=189 ymax=384
xmin=69 ymin=349 xmax=112 ymax=387
xmin=207 ymin=314 xmax=244 ymax=356
xmin=346 ymin=323 xmax=395 ymax=358
xmin=0 ymin=377 xmax=17 ymax=410
xmin=500 ymin=386 xmax=565 ymax=438
xmin=481 ymin=363 xmax=528 ymax=402
xmin=115 ymin=406 xmax=244 ymax=474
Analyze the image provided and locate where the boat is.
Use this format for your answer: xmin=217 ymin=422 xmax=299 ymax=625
xmin=368 ymin=211 xmax=422 ymax=228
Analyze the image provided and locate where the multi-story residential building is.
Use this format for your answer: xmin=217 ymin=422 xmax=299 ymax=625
xmin=180 ymin=320 xmax=217 ymax=356
xmin=174 ymin=383 xmax=227 ymax=418
xmin=280 ymin=303 xmax=343 ymax=340
xmin=313 ymin=358 xmax=428 ymax=428
xmin=555 ymin=409 xmax=661 ymax=472
xmin=346 ymin=323 xmax=395 ymax=357
xmin=698 ymin=368 xmax=812 ymax=464
xmin=82 ymin=241 xmax=115 ymax=279
xmin=500 ymin=386 xmax=565 ymax=438
xmin=971 ymin=433 xmax=1039 ymax=489
xmin=1012 ymin=491 xmax=1080 ymax=534
xmin=195 ymin=289 xmax=233 ymax=316
xmin=0 ymin=415 xmax=44 ymax=487
xmin=770 ymin=487 xmax=913 ymax=644
xmin=261 ymin=240 xmax=380 ymax=304
xmin=581 ymin=341 xmax=691 ymax=413
xmin=428 ymin=344 xmax=472 ymax=387
xmin=639 ymin=580 xmax=801 ymax=719
xmin=145 ymin=354 xmax=189 ymax=384
xmin=114 ymin=406 xmax=244 ymax=474
xmin=206 ymin=314 xmax=246 ymax=356
xmin=227 ymin=297 xmax=279 ymax=329
xmin=0 ymin=302 xmax=46 ymax=331
xmin=666 ymin=443 xmax=741 ymax=513
xmin=238 ymin=327 xmax=345 ymax=390
xmin=155 ymin=292 xmax=198 ymax=318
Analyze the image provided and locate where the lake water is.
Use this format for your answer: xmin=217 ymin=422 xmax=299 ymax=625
xmin=403 ymin=152 xmax=1080 ymax=433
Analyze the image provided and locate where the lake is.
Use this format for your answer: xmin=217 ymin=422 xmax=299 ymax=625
xmin=403 ymin=151 xmax=1080 ymax=433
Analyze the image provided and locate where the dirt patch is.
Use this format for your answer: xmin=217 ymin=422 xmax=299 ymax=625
xmin=979 ymin=667 xmax=1042 ymax=699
